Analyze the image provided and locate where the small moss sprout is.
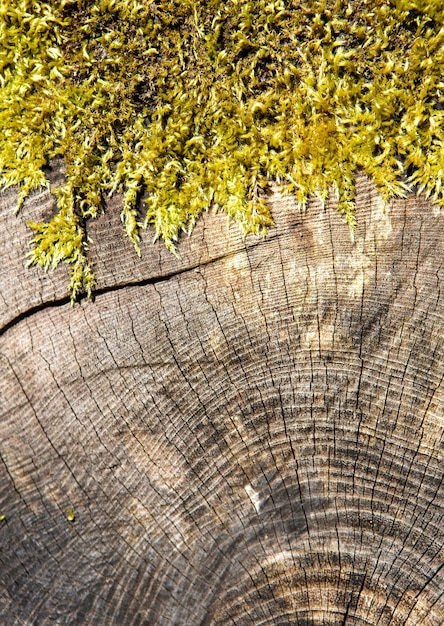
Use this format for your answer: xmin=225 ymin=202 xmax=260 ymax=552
xmin=1 ymin=0 xmax=443 ymax=300
xmin=66 ymin=507 xmax=75 ymax=522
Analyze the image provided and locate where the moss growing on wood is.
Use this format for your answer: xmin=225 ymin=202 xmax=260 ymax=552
xmin=0 ymin=0 xmax=443 ymax=301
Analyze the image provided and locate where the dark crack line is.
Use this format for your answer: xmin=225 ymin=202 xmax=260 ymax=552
xmin=341 ymin=573 xmax=366 ymax=625
xmin=0 ymin=235 xmax=284 ymax=338
xmin=0 ymin=294 xmax=72 ymax=338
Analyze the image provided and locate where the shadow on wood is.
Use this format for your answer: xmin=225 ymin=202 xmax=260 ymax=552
xmin=0 ymin=174 xmax=443 ymax=624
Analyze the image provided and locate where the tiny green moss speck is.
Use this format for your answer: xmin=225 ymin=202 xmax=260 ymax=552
xmin=1 ymin=0 xmax=443 ymax=301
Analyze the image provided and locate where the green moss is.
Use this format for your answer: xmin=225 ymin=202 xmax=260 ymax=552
xmin=1 ymin=0 xmax=443 ymax=301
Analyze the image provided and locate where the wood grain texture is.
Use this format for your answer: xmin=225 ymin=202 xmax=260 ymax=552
xmin=1 ymin=174 xmax=443 ymax=625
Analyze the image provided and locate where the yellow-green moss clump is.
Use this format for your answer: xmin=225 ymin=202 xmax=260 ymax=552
xmin=1 ymin=0 xmax=443 ymax=301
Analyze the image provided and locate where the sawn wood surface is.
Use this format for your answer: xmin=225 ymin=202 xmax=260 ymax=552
xmin=1 ymin=170 xmax=443 ymax=624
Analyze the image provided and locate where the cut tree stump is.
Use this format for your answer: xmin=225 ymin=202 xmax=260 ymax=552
xmin=1 ymin=171 xmax=443 ymax=625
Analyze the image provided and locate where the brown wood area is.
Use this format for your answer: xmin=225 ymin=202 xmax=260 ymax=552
xmin=0 ymin=170 xmax=443 ymax=624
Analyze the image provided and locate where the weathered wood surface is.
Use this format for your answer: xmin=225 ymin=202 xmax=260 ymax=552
xmin=1 ymin=171 xmax=443 ymax=625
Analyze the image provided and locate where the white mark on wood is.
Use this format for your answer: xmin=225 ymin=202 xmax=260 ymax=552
xmin=245 ymin=484 xmax=262 ymax=513
xmin=225 ymin=251 xmax=248 ymax=273
xmin=348 ymin=255 xmax=372 ymax=298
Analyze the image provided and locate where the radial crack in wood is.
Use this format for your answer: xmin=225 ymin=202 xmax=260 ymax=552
xmin=0 ymin=176 xmax=443 ymax=625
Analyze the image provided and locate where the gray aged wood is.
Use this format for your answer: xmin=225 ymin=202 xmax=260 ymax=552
xmin=0 ymin=171 xmax=443 ymax=625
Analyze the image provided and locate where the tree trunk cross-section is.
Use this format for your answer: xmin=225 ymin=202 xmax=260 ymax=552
xmin=0 ymin=172 xmax=443 ymax=625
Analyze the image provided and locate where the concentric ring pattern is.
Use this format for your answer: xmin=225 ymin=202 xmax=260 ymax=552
xmin=0 ymin=176 xmax=443 ymax=624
